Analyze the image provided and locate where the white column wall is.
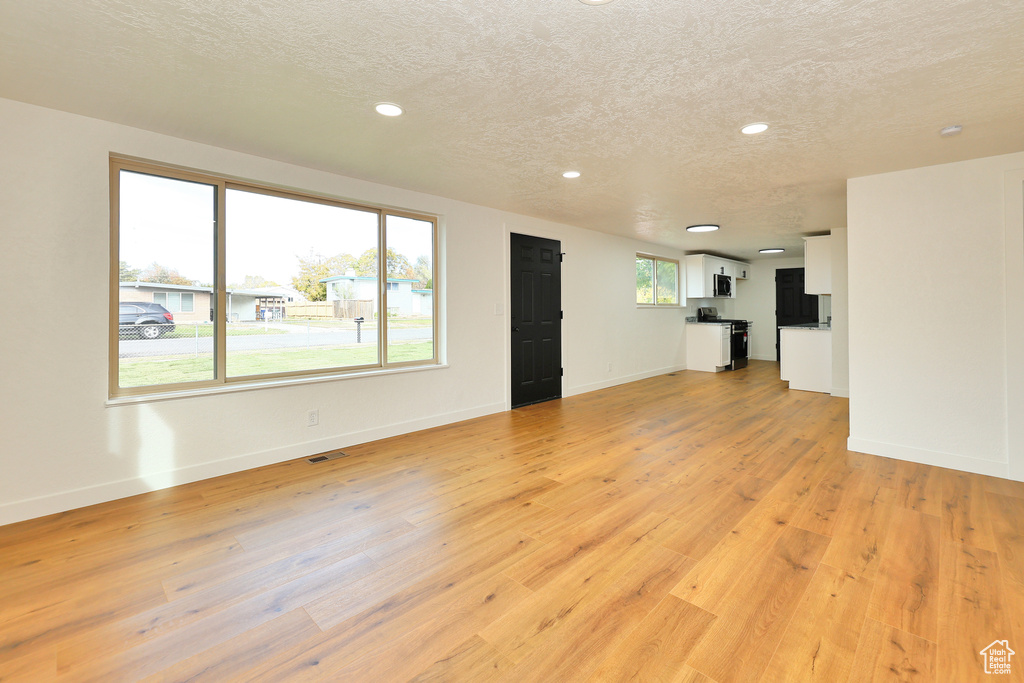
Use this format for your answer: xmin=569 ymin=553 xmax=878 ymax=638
xmin=847 ymin=151 xmax=1024 ymax=478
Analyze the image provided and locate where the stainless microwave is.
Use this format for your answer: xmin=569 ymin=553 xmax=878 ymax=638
xmin=713 ymin=273 xmax=732 ymax=297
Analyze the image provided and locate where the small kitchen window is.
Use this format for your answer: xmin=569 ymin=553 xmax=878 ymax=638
xmin=636 ymin=254 xmax=679 ymax=306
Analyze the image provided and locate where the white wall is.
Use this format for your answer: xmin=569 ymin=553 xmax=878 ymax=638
xmin=847 ymin=151 xmax=1024 ymax=479
xmin=0 ymin=97 xmax=688 ymax=525
xmin=733 ymin=257 xmax=805 ymax=361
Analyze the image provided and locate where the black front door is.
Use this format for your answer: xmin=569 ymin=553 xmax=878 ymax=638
xmin=510 ymin=233 xmax=562 ymax=408
xmin=775 ymin=268 xmax=818 ymax=361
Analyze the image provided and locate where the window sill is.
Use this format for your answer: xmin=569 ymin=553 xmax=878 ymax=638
xmin=106 ymin=362 xmax=448 ymax=406
xmin=636 ymin=304 xmax=684 ymax=308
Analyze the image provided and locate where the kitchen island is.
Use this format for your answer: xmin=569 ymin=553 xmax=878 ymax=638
xmin=779 ymin=323 xmax=831 ymax=393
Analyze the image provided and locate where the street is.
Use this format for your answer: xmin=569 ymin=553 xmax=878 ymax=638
xmin=119 ymin=324 xmax=430 ymax=357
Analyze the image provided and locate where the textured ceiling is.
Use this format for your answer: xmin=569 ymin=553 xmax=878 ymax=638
xmin=2 ymin=0 xmax=1024 ymax=259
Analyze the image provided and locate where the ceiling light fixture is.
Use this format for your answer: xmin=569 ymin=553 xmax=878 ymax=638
xmin=578 ymin=0 xmax=616 ymax=5
xmin=374 ymin=102 xmax=403 ymax=117
xmin=562 ymin=171 xmax=581 ymax=178
xmin=741 ymin=122 xmax=769 ymax=135
xmin=686 ymin=224 xmax=720 ymax=233
xmin=759 ymin=248 xmax=785 ymax=254
xmin=940 ymin=124 xmax=963 ymax=137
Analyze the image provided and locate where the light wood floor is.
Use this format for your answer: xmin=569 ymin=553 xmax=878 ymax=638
xmin=3 ymin=361 xmax=1024 ymax=682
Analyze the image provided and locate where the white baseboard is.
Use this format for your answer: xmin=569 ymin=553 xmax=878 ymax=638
xmin=831 ymin=387 xmax=850 ymax=398
xmin=565 ymin=365 xmax=687 ymax=398
xmin=750 ymin=354 xmax=778 ymax=361
xmin=0 ymin=402 xmax=506 ymax=527
xmin=847 ymin=436 xmax=1012 ymax=479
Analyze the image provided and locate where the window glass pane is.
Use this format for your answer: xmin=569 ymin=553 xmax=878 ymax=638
xmin=152 ymin=292 xmax=166 ymax=307
xmin=656 ymin=260 xmax=678 ymax=304
xmin=385 ymin=214 xmax=434 ymax=363
xmin=225 ymin=189 xmax=380 ymax=377
xmin=117 ymin=171 xmax=215 ymax=388
xmin=181 ymin=292 xmax=194 ymax=313
xmin=166 ymin=292 xmax=181 ymax=312
xmin=636 ymin=256 xmax=654 ymax=304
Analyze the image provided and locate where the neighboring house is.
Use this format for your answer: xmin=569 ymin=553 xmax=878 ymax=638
xmin=320 ymin=274 xmax=425 ymax=317
xmin=412 ymin=289 xmax=433 ymax=316
xmin=119 ymin=281 xmax=265 ymax=322
xmin=246 ymin=286 xmax=308 ymax=320
xmin=119 ymin=281 xmax=212 ymax=323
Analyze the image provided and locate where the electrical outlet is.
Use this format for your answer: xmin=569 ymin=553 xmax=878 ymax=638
xmin=307 ymin=409 xmax=319 ymax=427
xmin=607 ymin=362 xmax=612 ymax=372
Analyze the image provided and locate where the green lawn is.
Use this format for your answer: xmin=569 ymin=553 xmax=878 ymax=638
xmin=118 ymin=341 xmax=434 ymax=387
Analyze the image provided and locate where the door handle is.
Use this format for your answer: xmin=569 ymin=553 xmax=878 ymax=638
xmin=512 ymin=326 xmax=520 ymax=333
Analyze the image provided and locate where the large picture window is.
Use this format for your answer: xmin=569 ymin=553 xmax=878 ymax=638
xmin=636 ymin=254 xmax=679 ymax=306
xmin=110 ymin=158 xmax=439 ymax=397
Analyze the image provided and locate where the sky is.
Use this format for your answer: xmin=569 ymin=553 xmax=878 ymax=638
xmin=119 ymin=171 xmax=432 ymax=286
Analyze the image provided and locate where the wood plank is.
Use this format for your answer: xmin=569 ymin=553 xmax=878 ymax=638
xmin=940 ymin=470 xmax=996 ymax=551
xmin=404 ymin=635 xmax=514 ymax=683
xmin=866 ymin=507 xmax=941 ymax=643
xmin=819 ymin=478 xmax=896 ymax=580
xmin=759 ymin=563 xmax=874 ymax=683
xmin=936 ymin=543 xmax=1022 ymax=683
xmin=245 ymin=572 xmax=531 ymax=682
xmin=586 ymin=595 xmax=715 ymax=683
xmin=489 ymin=547 xmax=694 ymax=682
xmin=138 ymin=608 xmax=320 ymax=683
xmin=848 ymin=618 xmax=936 ymax=682
xmin=683 ymin=525 xmax=830 ymax=683
xmin=895 ymin=461 xmax=942 ymax=516
xmin=987 ymin=492 xmax=1024 ymax=585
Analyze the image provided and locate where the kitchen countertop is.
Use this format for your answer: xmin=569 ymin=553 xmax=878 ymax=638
xmin=778 ymin=323 xmax=831 ymax=331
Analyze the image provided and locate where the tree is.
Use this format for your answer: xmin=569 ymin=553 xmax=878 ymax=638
xmin=413 ymin=254 xmax=432 ymax=290
xmin=231 ymin=274 xmax=280 ymax=290
xmin=291 ymin=251 xmax=332 ymax=301
xmin=139 ymin=262 xmax=195 ymax=286
xmin=635 ymin=257 xmax=653 ymax=304
xmin=119 ymin=261 xmax=141 ymax=282
xmin=355 ymin=248 xmax=414 ymax=279
xmin=326 ymin=253 xmax=357 ymax=276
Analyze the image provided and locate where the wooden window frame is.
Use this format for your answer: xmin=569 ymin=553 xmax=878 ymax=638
xmin=109 ymin=156 xmax=440 ymax=398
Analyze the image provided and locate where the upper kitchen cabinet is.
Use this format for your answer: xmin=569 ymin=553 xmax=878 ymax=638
xmin=803 ymin=235 xmax=832 ymax=295
xmin=685 ymin=254 xmax=750 ymax=298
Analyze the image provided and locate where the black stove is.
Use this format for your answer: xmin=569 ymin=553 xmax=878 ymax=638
xmin=696 ymin=307 xmax=748 ymax=329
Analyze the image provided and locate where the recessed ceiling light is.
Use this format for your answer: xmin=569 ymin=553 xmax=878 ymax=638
xmin=562 ymin=171 xmax=581 ymax=179
xmin=940 ymin=124 xmax=962 ymax=137
xmin=741 ymin=122 xmax=769 ymax=135
xmin=759 ymin=248 xmax=785 ymax=254
xmin=374 ymin=102 xmax=403 ymax=117
xmin=686 ymin=224 xmax=720 ymax=233
xmin=578 ymin=0 xmax=616 ymax=4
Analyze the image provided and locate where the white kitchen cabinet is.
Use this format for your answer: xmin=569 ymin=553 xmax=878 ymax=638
xmin=686 ymin=323 xmax=731 ymax=372
xmin=780 ymin=327 xmax=832 ymax=392
xmin=684 ymin=254 xmax=750 ymax=298
xmin=803 ymin=235 xmax=832 ymax=294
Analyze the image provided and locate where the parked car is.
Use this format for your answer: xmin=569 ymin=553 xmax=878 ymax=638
xmin=119 ymin=302 xmax=175 ymax=339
